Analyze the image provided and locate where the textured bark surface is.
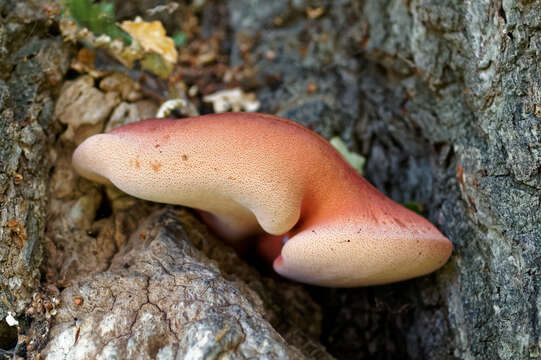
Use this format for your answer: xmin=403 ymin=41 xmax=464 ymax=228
xmin=352 ymin=1 xmax=540 ymax=359
xmin=227 ymin=1 xmax=540 ymax=359
xmin=42 ymin=209 xmax=331 ymax=359
xmin=1 ymin=0 xmax=539 ymax=359
xmin=0 ymin=0 xmax=71 ymax=348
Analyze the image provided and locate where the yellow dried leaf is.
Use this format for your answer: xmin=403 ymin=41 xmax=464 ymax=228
xmin=120 ymin=19 xmax=178 ymax=64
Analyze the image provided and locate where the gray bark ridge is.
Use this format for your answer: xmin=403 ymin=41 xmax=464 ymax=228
xmin=359 ymin=1 xmax=540 ymax=359
xmin=43 ymin=208 xmax=333 ymax=360
xmin=0 ymin=1 xmax=71 ymax=343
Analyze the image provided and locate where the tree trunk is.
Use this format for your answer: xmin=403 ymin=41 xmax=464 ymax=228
xmin=0 ymin=0 xmax=71 ymax=349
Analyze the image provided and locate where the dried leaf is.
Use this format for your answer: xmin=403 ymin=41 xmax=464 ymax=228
xmin=140 ymin=52 xmax=175 ymax=78
xmin=306 ymin=7 xmax=325 ymax=19
xmin=330 ymin=137 xmax=365 ymax=174
xmin=120 ymin=18 xmax=178 ymax=64
xmin=203 ymin=88 xmax=260 ymax=113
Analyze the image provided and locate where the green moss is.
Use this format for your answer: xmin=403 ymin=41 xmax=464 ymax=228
xmin=63 ymin=0 xmax=131 ymax=44
xmin=172 ymin=32 xmax=187 ymax=47
xmin=403 ymin=201 xmax=425 ymax=216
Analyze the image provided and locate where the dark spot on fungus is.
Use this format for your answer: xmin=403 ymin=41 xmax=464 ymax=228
xmin=150 ymin=161 xmax=162 ymax=172
xmin=135 ymin=159 xmax=141 ymax=169
xmin=181 ymin=154 xmax=188 ymax=161
xmin=155 ymin=144 xmax=160 ymax=148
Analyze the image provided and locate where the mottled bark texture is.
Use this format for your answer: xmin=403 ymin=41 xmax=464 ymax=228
xmin=227 ymin=0 xmax=540 ymax=359
xmin=43 ymin=209 xmax=332 ymax=359
xmin=0 ymin=0 xmax=71 ymax=348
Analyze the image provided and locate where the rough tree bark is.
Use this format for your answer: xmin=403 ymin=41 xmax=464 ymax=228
xmin=336 ymin=1 xmax=540 ymax=359
xmin=0 ymin=0 xmax=71 ymax=349
xmin=0 ymin=0 xmax=539 ymax=359
xmin=226 ymin=1 xmax=541 ymax=357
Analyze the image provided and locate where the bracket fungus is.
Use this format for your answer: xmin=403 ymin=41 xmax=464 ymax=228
xmin=73 ymin=112 xmax=452 ymax=287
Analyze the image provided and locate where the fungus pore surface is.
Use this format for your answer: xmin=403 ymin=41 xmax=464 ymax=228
xmin=72 ymin=112 xmax=452 ymax=287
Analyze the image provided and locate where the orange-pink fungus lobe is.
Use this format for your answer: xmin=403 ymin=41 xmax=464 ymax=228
xmin=72 ymin=112 xmax=452 ymax=287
